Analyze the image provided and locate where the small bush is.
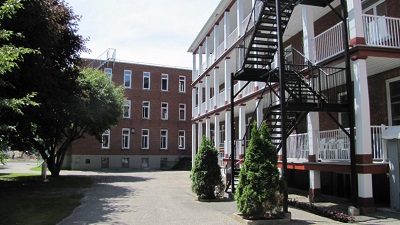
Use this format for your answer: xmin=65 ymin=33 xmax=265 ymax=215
xmin=190 ymin=136 xmax=223 ymax=199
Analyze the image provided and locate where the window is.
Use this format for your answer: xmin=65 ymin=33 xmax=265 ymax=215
xmin=387 ymin=78 xmax=400 ymax=125
xmin=161 ymin=74 xmax=168 ymax=91
xmin=160 ymin=158 xmax=168 ymax=169
xmin=124 ymin=70 xmax=132 ymax=88
xmin=101 ymin=130 xmax=110 ymax=149
xmin=179 ymin=76 xmax=186 ymax=93
xmin=362 ymin=0 xmax=386 ymax=16
xmin=141 ymin=158 xmax=149 ymax=168
xmin=101 ymin=157 xmax=109 ymax=168
xmin=122 ymin=128 xmax=130 ymax=149
xmin=161 ymin=102 xmax=168 ymax=120
xmin=142 ymin=101 xmax=150 ymax=119
xmin=178 ymin=130 xmax=185 ymax=149
xmin=123 ymin=100 xmax=131 ymax=118
xmin=160 ymin=130 xmax=168 ymax=150
xmin=141 ymin=129 xmax=149 ymax=149
xmin=85 ymin=159 xmax=90 ymax=164
xmin=179 ymin=104 xmax=186 ymax=121
xmin=143 ymin=72 xmax=150 ymax=90
xmin=122 ymin=158 xmax=129 ymax=168
xmin=104 ymin=68 xmax=112 ymax=81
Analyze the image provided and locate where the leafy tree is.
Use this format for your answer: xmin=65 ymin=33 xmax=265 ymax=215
xmin=0 ymin=0 xmax=38 ymax=150
xmin=191 ymin=136 xmax=223 ymax=199
xmin=0 ymin=0 xmax=125 ymax=176
xmin=235 ymin=121 xmax=284 ymax=220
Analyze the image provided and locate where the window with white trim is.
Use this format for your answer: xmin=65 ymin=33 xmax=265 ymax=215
xmin=141 ymin=129 xmax=149 ymax=149
xmin=161 ymin=102 xmax=168 ymax=120
xmin=124 ymin=70 xmax=132 ymax=88
xmin=161 ymin=74 xmax=168 ymax=91
xmin=160 ymin=130 xmax=168 ymax=150
xmin=179 ymin=104 xmax=186 ymax=121
xmin=104 ymin=68 xmax=112 ymax=81
xmin=362 ymin=0 xmax=386 ymax=16
xmin=142 ymin=101 xmax=150 ymax=119
xmin=387 ymin=78 xmax=400 ymax=125
xmin=101 ymin=129 xmax=110 ymax=149
xmin=122 ymin=128 xmax=130 ymax=149
xmin=123 ymin=100 xmax=131 ymax=118
xmin=178 ymin=130 xmax=185 ymax=149
xmin=179 ymin=76 xmax=186 ymax=93
xmin=143 ymin=72 xmax=150 ymax=90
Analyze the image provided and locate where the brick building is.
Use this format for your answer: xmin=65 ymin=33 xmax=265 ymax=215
xmin=189 ymin=0 xmax=400 ymax=211
xmin=69 ymin=50 xmax=192 ymax=170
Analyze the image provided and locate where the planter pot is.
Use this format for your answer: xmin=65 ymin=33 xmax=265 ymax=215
xmin=233 ymin=212 xmax=292 ymax=225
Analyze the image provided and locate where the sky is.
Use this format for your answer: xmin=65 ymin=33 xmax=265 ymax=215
xmin=65 ymin=0 xmax=220 ymax=68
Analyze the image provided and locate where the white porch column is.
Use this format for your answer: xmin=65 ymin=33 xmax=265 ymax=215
xmin=214 ymin=24 xmax=219 ymax=60
xmin=192 ymin=123 xmax=197 ymax=167
xmin=214 ymin=114 xmax=220 ymax=150
xmin=224 ymin=111 xmax=231 ymax=158
xmin=353 ymin=58 xmax=374 ymax=208
xmin=205 ymin=75 xmax=210 ymax=112
xmin=192 ymin=53 xmax=197 ymax=81
xmin=205 ymin=117 xmax=211 ymax=139
xmin=205 ymin=36 xmax=210 ymax=68
xmin=213 ymin=68 xmax=219 ymax=110
xmin=198 ymin=81 xmax=203 ymax=116
xmin=347 ymin=0 xmax=365 ymax=45
xmin=224 ymin=58 xmax=231 ymax=104
xmin=236 ymin=0 xmax=244 ymax=37
xmin=224 ymin=10 xmax=230 ymax=50
xmin=198 ymin=121 xmax=203 ymax=147
xmin=199 ymin=45 xmax=203 ymax=75
xmin=192 ymin=86 xmax=197 ymax=118
xmin=303 ymin=5 xmax=321 ymax=202
xmin=256 ymin=97 xmax=263 ymax=127
xmin=238 ymin=104 xmax=246 ymax=159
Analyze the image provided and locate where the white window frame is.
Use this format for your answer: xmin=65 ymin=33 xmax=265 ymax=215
xmin=161 ymin=74 xmax=168 ymax=91
xmin=179 ymin=76 xmax=186 ymax=93
xmin=178 ymin=130 xmax=185 ymax=149
xmin=122 ymin=128 xmax=130 ymax=149
xmin=101 ymin=129 xmax=110 ymax=149
xmin=161 ymin=102 xmax=168 ymax=120
xmin=141 ymin=129 xmax=150 ymax=149
xmin=124 ymin=70 xmax=132 ymax=88
xmin=143 ymin=72 xmax=150 ymax=90
xmin=123 ymin=100 xmax=131 ymax=119
xmin=386 ymin=77 xmax=400 ymax=126
xmin=179 ymin=103 xmax=186 ymax=121
xmin=362 ymin=0 xmax=386 ymax=16
xmin=142 ymin=101 xmax=150 ymax=119
xmin=104 ymin=68 xmax=112 ymax=81
xmin=160 ymin=130 xmax=168 ymax=150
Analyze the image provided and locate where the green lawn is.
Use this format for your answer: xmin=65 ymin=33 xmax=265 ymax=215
xmin=0 ymin=173 xmax=93 ymax=225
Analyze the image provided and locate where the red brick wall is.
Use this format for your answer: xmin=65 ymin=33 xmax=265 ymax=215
xmin=387 ymin=0 xmax=400 ymax=17
xmin=71 ymin=61 xmax=192 ymax=156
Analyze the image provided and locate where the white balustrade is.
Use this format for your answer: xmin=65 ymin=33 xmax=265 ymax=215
xmin=363 ymin=15 xmax=400 ymax=48
xmin=314 ymin=21 xmax=344 ymax=63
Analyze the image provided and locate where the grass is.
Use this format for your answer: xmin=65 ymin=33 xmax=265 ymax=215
xmin=0 ymin=173 xmax=93 ymax=225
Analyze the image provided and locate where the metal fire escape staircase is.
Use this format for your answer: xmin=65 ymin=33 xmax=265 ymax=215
xmin=233 ymin=0 xmax=347 ymax=153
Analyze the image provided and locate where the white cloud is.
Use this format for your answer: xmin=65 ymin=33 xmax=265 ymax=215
xmin=65 ymin=0 xmax=220 ymax=68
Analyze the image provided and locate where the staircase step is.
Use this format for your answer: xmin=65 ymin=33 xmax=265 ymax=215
xmin=252 ymin=39 xmax=277 ymax=46
xmin=247 ymin=53 xmax=275 ymax=59
xmin=255 ymin=32 xmax=277 ymax=39
xmin=245 ymin=60 xmax=271 ymax=66
xmin=249 ymin=46 xmax=277 ymax=53
xmin=258 ymin=25 xmax=277 ymax=32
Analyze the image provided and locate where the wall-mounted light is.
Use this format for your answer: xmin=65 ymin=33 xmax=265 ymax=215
xmin=131 ymin=128 xmax=135 ymax=134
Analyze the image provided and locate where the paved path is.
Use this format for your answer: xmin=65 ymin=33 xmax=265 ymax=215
xmin=2 ymin=161 xmax=400 ymax=224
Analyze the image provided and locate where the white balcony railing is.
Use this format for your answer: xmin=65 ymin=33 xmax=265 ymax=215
xmin=285 ymin=125 xmax=388 ymax=162
xmin=314 ymin=21 xmax=344 ymax=63
xmin=363 ymin=14 xmax=400 ymax=48
xmin=314 ymin=15 xmax=400 ymax=63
